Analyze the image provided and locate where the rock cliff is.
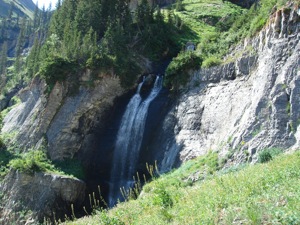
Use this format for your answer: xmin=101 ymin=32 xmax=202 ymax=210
xmin=156 ymin=3 xmax=300 ymax=171
xmin=1 ymin=2 xmax=300 ymax=223
xmin=1 ymin=72 xmax=124 ymax=222
xmin=2 ymin=72 xmax=123 ymax=161
xmin=0 ymin=170 xmax=85 ymax=224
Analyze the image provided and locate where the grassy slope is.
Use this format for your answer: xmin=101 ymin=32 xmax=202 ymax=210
xmin=63 ymin=1 xmax=300 ymax=224
xmin=171 ymin=0 xmax=244 ymax=45
xmin=66 ymin=151 xmax=300 ymax=224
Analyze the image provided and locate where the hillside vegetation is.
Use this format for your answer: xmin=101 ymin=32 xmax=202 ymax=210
xmin=0 ymin=0 xmax=51 ymax=98
xmin=164 ymin=0 xmax=293 ymax=88
xmin=59 ymin=0 xmax=300 ymax=224
xmin=65 ymin=150 xmax=300 ymax=225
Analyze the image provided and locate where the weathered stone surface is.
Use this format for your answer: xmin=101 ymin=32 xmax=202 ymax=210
xmin=158 ymin=5 xmax=300 ymax=170
xmin=46 ymin=76 xmax=123 ymax=160
xmin=2 ymin=74 xmax=123 ymax=160
xmin=1 ymin=73 xmax=124 ymax=222
xmin=0 ymin=86 xmax=21 ymax=111
xmin=0 ymin=170 xmax=86 ymax=224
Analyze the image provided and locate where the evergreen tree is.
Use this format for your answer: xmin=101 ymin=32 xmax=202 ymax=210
xmin=56 ymin=0 xmax=62 ymax=9
xmin=26 ymin=36 xmax=41 ymax=76
xmin=33 ymin=2 xmax=40 ymax=29
xmin=14 ymin=18 xmax=26 ymax=73
xmin=0 ymin=42 xmax=8 ymax=75
xmin=75 ymin=0 xmax=104 ymax=38
xmin=50 ymin=0 xmax=78 ymax=39
xmin=136 ymin=0 xmax=153 ymax=27
xmin=115 ymin=0 xmax=132 ymax=32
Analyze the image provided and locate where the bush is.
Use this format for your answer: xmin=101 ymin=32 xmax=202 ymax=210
xmin=165 ymin=51 xmax=202 ymax=89
xmin=8 ymin=150 xmax=55 ymax=173
xmin=40 ymin=56 xmax=78 ymax=89
xmin=153 ymin=185 xmax=173 ymax=208
xmin=0 ymin=115 xmax=4 ymax=149
xmin=202 ymin=55 xmax=222 ymax=68
xmin=258 ymin=148 xmax=283 ymax=163
xmin=258 ymin=150 xmax=272 ymax=163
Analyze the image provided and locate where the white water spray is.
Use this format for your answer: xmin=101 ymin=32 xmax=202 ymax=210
xmin=109 ymin=76 xmax=162 ymax=206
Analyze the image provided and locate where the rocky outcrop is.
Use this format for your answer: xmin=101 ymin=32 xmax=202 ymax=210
xmin=0 ymin=170 xmax=85 ymax=224
xmin=2 ymin=72 xmax=124 ymax=161
xmin=1 ymin=71 xmax=124 ymax=222
xmin=0 ymin=85 xmax=21 ymax=111
xmin=156 ymin=3 xmax=300 ymax=170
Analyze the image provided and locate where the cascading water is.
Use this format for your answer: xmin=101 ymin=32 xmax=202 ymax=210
xmin=109 ymin=76 xmax=163 ymax=206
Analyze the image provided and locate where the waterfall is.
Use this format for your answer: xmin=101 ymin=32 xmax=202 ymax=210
xmin=109 ymin=76 xmax=163 ymax=206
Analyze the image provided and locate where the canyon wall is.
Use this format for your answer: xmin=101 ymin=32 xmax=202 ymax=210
xmin=155 ymin=4 xmax=300 ymax=171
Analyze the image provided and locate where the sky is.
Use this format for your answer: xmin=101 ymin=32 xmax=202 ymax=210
xmin=35 ymin=0 xmax=58 ymax=9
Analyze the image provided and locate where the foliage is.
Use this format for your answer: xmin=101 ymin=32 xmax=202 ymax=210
xmin=66 ymin=150 xmax=300 ymax=225
xmin=0 ymin=115 xmax=4 ymax=149
xmin=165 ymin=51 xmax=202 ymax=89
xmin=27 ymin=0 xmax=182 ymax=88
xmin=202 ymin=55 xmax=222 ymax=68
xmin=0 ymin=2 xmax=52 ymax=97
xmin=0 ymin=143 xmax=85 ymax=179
xmin=0 ymin=148 xmax=14 ymax=178
xmin=40 ymin=56 xmax=78 ymax=89
xmin=175 ymin=0 xmax=184 ymax=12
xmin=258 ymin=147 xmax=283 ymax=163
xmin=152 ymin=184 xmax=173 ymax=208
xmin=8 ymin=150 xmax=55 ymax=173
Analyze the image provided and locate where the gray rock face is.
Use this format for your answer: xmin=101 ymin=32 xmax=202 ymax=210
xmin=158 ymin=5 xmax=300 ymax=170
xmin=2 ymin=74 xmax=123 ymax=160
xmin=1 ymin=73 xmax=123 ymax=222
xmin=0 ymin=170 xmax=86 ymax=224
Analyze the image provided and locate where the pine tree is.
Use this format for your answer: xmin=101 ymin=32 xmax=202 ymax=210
xmin=115 ymin=0 xmax=132 ymax=31
xmin=14 ymin=18 xmax=26 ymax=73
xmin=0 ymin=42 xmax=8 ymax=75
xmin=33 ymin=2 xmax=40 ymax=29
xmin=26 ymin=36 xmax=41 ymax=76
xmin=56 ymin=0 xmax=62 ymax=9
xmin=75 ymin=0 xmax=104 ymax=38
xmin=136 ymin=0 xmax=153 ymax=28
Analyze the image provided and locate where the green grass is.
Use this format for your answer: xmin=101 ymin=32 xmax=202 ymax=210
xmin=64 ymin=150 xmax=300 ymax=225
xmin=166 ymin=0 xmax=244 ymax=47
xmin=173 ymin=0 xmax=291 ymax=54
xmin=0 ymin=146 xmax=85 ymax=180
xmin=164 ymin=0 xmax=292 ymax=88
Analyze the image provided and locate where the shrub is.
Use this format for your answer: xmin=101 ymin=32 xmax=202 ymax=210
xmin=165 ymin=51 xmax=202 ymax=89
xmin=98 ymin=211 xmax=125 ymax=225
xmin=258 ymin=148 xmax=283 ymax=163
xmin=258 ymin=150 xmax=272 ymax=163
xmin=8 ymin=150 xmax=55 ymax=173
xmin=153 ymin=185 xmax=173 ymax=208
xmin=0 ymin=115 xmax=3 ymax=149
xmin=202 ymin=55 xmax=222 ymax=68
xmin=40 ymin=56 xmax=78 ymax=90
